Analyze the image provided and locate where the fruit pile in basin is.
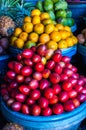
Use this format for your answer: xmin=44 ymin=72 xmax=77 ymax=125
xmin=1 ymin=44 xmax=86 ymax=116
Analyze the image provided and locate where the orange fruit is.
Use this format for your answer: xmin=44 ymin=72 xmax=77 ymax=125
xmin=13 ymin=28 xmax=22 ymax=37
xmin=59 ymin=30 xmax=69 ymax=40
xmin=28 ymin=32 xmax=39 ymax=42
xmin=56 ymin=24 xmax=64 ymax=31
xmin=65 ymin=37 xmax=74 ymax=47
xmin=42 ymin=19 xmax=53 ymax=25
xmin=14 ymin=38 xmax=24 ymax=48
xmin=54 ymin=27 xmax=58 ymax=31
xmin=23 ymin=16 xmax=31 ymax=23
xmin=45 ymin=24 xmax=55 ymax=34
xmin=50 ymin=31 xmax=61 ymax=42
xmin=19 ymin=32 xmax=28 ymax=42
xmin=32 ymin=15 xmax=41 ymax=25
xmin=10 ymin=36 xmax=17 ymax=46
xmin=64 ymin=26 xmax=71 ymax=32
xmin=34 ymin=23 xmax=44 ymax=34
xmin=40 ymin=12 xmax=50 ymax=21
xmin=31 ymin=9 xmax=41 ymax=17
xmin=39 ymin=33 xmax=50 ymax=44
xmin=46 ymin=40 xmax=58 ymax=50
xmin=58 ymin=40 xmax=67 ymax=49
xmin=71 ymin=36 xmax=78 ymax=45
xmin=22 ymin=22 xmax=33 ymax=33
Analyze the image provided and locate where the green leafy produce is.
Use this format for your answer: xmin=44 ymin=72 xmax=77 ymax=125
xmin=36 ymin=0 xmax=44 ymax=12
xmin=52 ymin=0 xmax=59 ymax=3
xmin=55 ymin=0 xmax=68 ymax=10
xmin=57 ymin=18 xmax=68 ymax=26
xmin=66 ymin=9 xmax=72 ymax=18
xmin=44 ymin=0 xmax=53 ymax=11
xmin=67 ymin=18 xmax=74 ymax=27
xmin=48 ymin=10 xmax=56 ymax=20
xmin=56 ymin=10 xmax=67 ymax=18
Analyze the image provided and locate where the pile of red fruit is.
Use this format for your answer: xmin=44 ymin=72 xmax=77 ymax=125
xmin=1 ymin=45 xmax=86 ymax=116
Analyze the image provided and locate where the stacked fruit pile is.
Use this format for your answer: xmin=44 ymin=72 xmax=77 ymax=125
xmin=36 ymin=0 xmax=75 ymax=27
xmin=10 ymin=9 xmax=77 ymax=50
xmin=1 ymin=45 xmax=86 ymax=116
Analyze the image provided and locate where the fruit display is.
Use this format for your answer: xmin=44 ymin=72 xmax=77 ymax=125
xmin=1 ymin=45 xmax=86 ymax=116
xmin=77 ymin=28 xmax=86 ymax=46
xmin=2 ymin=123 xmax=24 ymax=130
xmin=36 ymin=0 xmax=75 ymax=27
xmin=10 ymin=8 xmax=78 ymax=50
xmin=0 ymin=37 xmax=9 ymax=55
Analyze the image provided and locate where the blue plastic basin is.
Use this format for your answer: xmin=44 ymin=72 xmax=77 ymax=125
xmin=1 ymin=99 xmax=86 ymax=130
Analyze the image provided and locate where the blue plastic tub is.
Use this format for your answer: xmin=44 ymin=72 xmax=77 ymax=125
xmin=1 ymin=98 xmax=86 ymax=130
xmin=71 ymin=24 xmax=77 ymax=32
xmin=77 ymin=44 xmax=86 ymax=65
xmin=9 ymin=46 xmax=23 ymax=57
xmin=61 ymin=45 xmax=77 ymax=59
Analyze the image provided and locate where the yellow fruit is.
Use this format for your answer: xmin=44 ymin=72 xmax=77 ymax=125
xmin=45 ymin=24 xmax=55 ymax=34
xmin=59 ymin=30 xmax=69 ymax=40
xmin=58 ymin=40 xmax=67 ymax=49
xmin=29 ymin=32 xmax=39 ymax=42
xmin=23 ymin=16 xmax=31 ymax=23
xmin=14 ymin=38 xmax=24 ymax=49
xmin=39 ymin=33 xmax=50 ymax=44
xmin=31 ymin=9 xmax=41 ymax=17
xmin=10 ymin=36 xmax=17 ymax=46
xmin=19 ymin=32 xmax=28 ymax=41
xmin=46 ymin=40 xmax=58 ymax=50
xmin=42 ymin=19 xmax=53 ymax=25
xmin=71 ymin=36 xmax=78 ymax=45
xmin=66 ymin=37 xmax=74 ymax=47
xmin=34 ymin=23 xmax=44 ymax=34
xmin=23 ymin=22 xmax=33 ymax=33
xmin=13 ymin=28 xmax=22 ymax=37
xmin=54 ymin=27 xmax=58 ymax=31
xmin=40 ymin=12 xmax=50 ymax=21
xmin=56 ymin=24 xmax=64 ymax=31
xmin=50 ymin=31 xmax=61 ymax=42
xmin=32 ymin=15 xmax=41 ymax=25
xmin=64 ymin=26 xmax=71 ymax=32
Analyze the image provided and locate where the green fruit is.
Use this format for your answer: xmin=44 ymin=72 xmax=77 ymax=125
xmin=44 ymin=0 xmax=53 ymax=11
xmin=67 ymin=18 xmax=75 ymax=27
xmin=52 ymin=0 xmax=59 ymax=3
xmin=66 ymin=10 xmax=72 ymax=18
xmin=24 ymin=41 xmax=36 ymax=48
xmin=55 ymin=1 xmax=68 ymax=10
xmin=36 ymin=0 xmax=44 ymax=12
xmin=57 ymin=18 xmax=68 ymax=26
xmin=48 ymin=10 xmax=56 ymax=20
xmin=42 ymin=19 xmax=53 ymax=25
xmin=56 ymin=10 xmax=67 ymax=18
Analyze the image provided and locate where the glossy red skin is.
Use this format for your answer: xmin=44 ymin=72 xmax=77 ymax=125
xmin=32 ymin=54 xmax=41 ymax=63
xmin=16 ymin=75 xmax=24 ymax=83
xmin=59 ymin=91 xmax=69 ymax=102
xmin=7 ymin=98 xmax=15 ymax=107
xmin=11 ymin=102 xmax=22 ymax=112
xmin=21 ymin=104 xmax=30 ymax=115
xmin=22 ymin=49 xmax=33 ymax=59
xmin=64 ymin=100 xmax=75 ymax=111
xmin=58 ymin=61 xmax=65 ymax=68
xmin=49 ymin=73 xmax=60 ymax=84
xmin=52 ymin=53 xmax=62 ymax=63
xmin=14 ymin=62 xmax=23 ymax=74
xmin=26 ymin=98 xmax=35 ymax=105
xmin=15 ymin=93 xmax=26 ymax=102
xmin=31 ymin=105 xmax=41 ymax=116
xmin=38 ymin=97 xmax=49 ymax=108
xmin=39 ymin=79 xmax=50 ymax=90
xmin=29 ymin=79 xmax=39 ymax=89
xmin=74 ymin=84 xmax=83 ymax=92
xmin=77 ymin=93 xmax=86 ymax=102
xmin=19 ymin=85 xmax=30 ymax=95
xmin=77 ymin=78 xmax=85 ymax=86
xmin=24 ymin=59 xmax=33 ymax=66
xmin=45 ymin=49 xmax=54 ymax=60
xmin=42 ymin=69 xmax=51 ymax=79
xmin=33 ymin=72 xmax=42 ymax=81
xmin=42 ymin=107 xmax=52 ymax=116
xmin=6 ymin=71 xmax=16 ymax=80
xmin=72 ymin=98 xmax=80 ymax=108
xmin=72 ymin=73 xmax=79 ymax=79
xmin=66 ymin=63 xmax=72 ymax=69
xmin=68 ymin=77 xmax=77 ymax=86
xmin=49 ymin=95 xmax=58 ymax=105
xmin=35 ymin=62 xmax=44 ymax=72
xmin=31 ymin=46 xmax=36 ymax=52
xmin=81 ymin=88 xmax=86 ymax=94
xmin=60 ymin=73 xmax=68 ymax=81
xmin=30 ymin=90 xmax=41 ymax=100
xmin=9 ymin=81 xmax=18 ymax=89
xmin=53 ymin=103 xmax=64 ymax=114
xmin=24 ymin=77 xmax=31 ymax=84
xmin=61 ymin=56 xmax=70 ymax=63
xmin=62 ymin=81 xmax=73 ymax=91
xmin=37 ymin=44 xmax=47 ymax=56
xmin=53 ymin=63 xmax=63 ymax=74
xmin=68 ymin=90 xmax=77 ymax=99
xmin=46 ymin=60 xmax=55 ymax=70
xmin=44 ymin=88 xmax=54 ymax=99
xmin=52 ymin=84 xmax=61 ymax=95
xmin=71 ymin=66 xmax=78 ymax=73
xmin=63 ymin=68 xmax=73 ymax=77
xmin=17 ymin=54 xmax=22 ymax=61
xmin=21 ymin=66 xmax=32 ymax=77
xmin=8 ymin=61 xmax=15 ymax=70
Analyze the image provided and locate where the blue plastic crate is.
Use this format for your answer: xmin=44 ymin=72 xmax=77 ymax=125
xmin=1 ymin=98 xmax=86 ymax=130
xmin=9 ymin=46 xmax=23 ymax=57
